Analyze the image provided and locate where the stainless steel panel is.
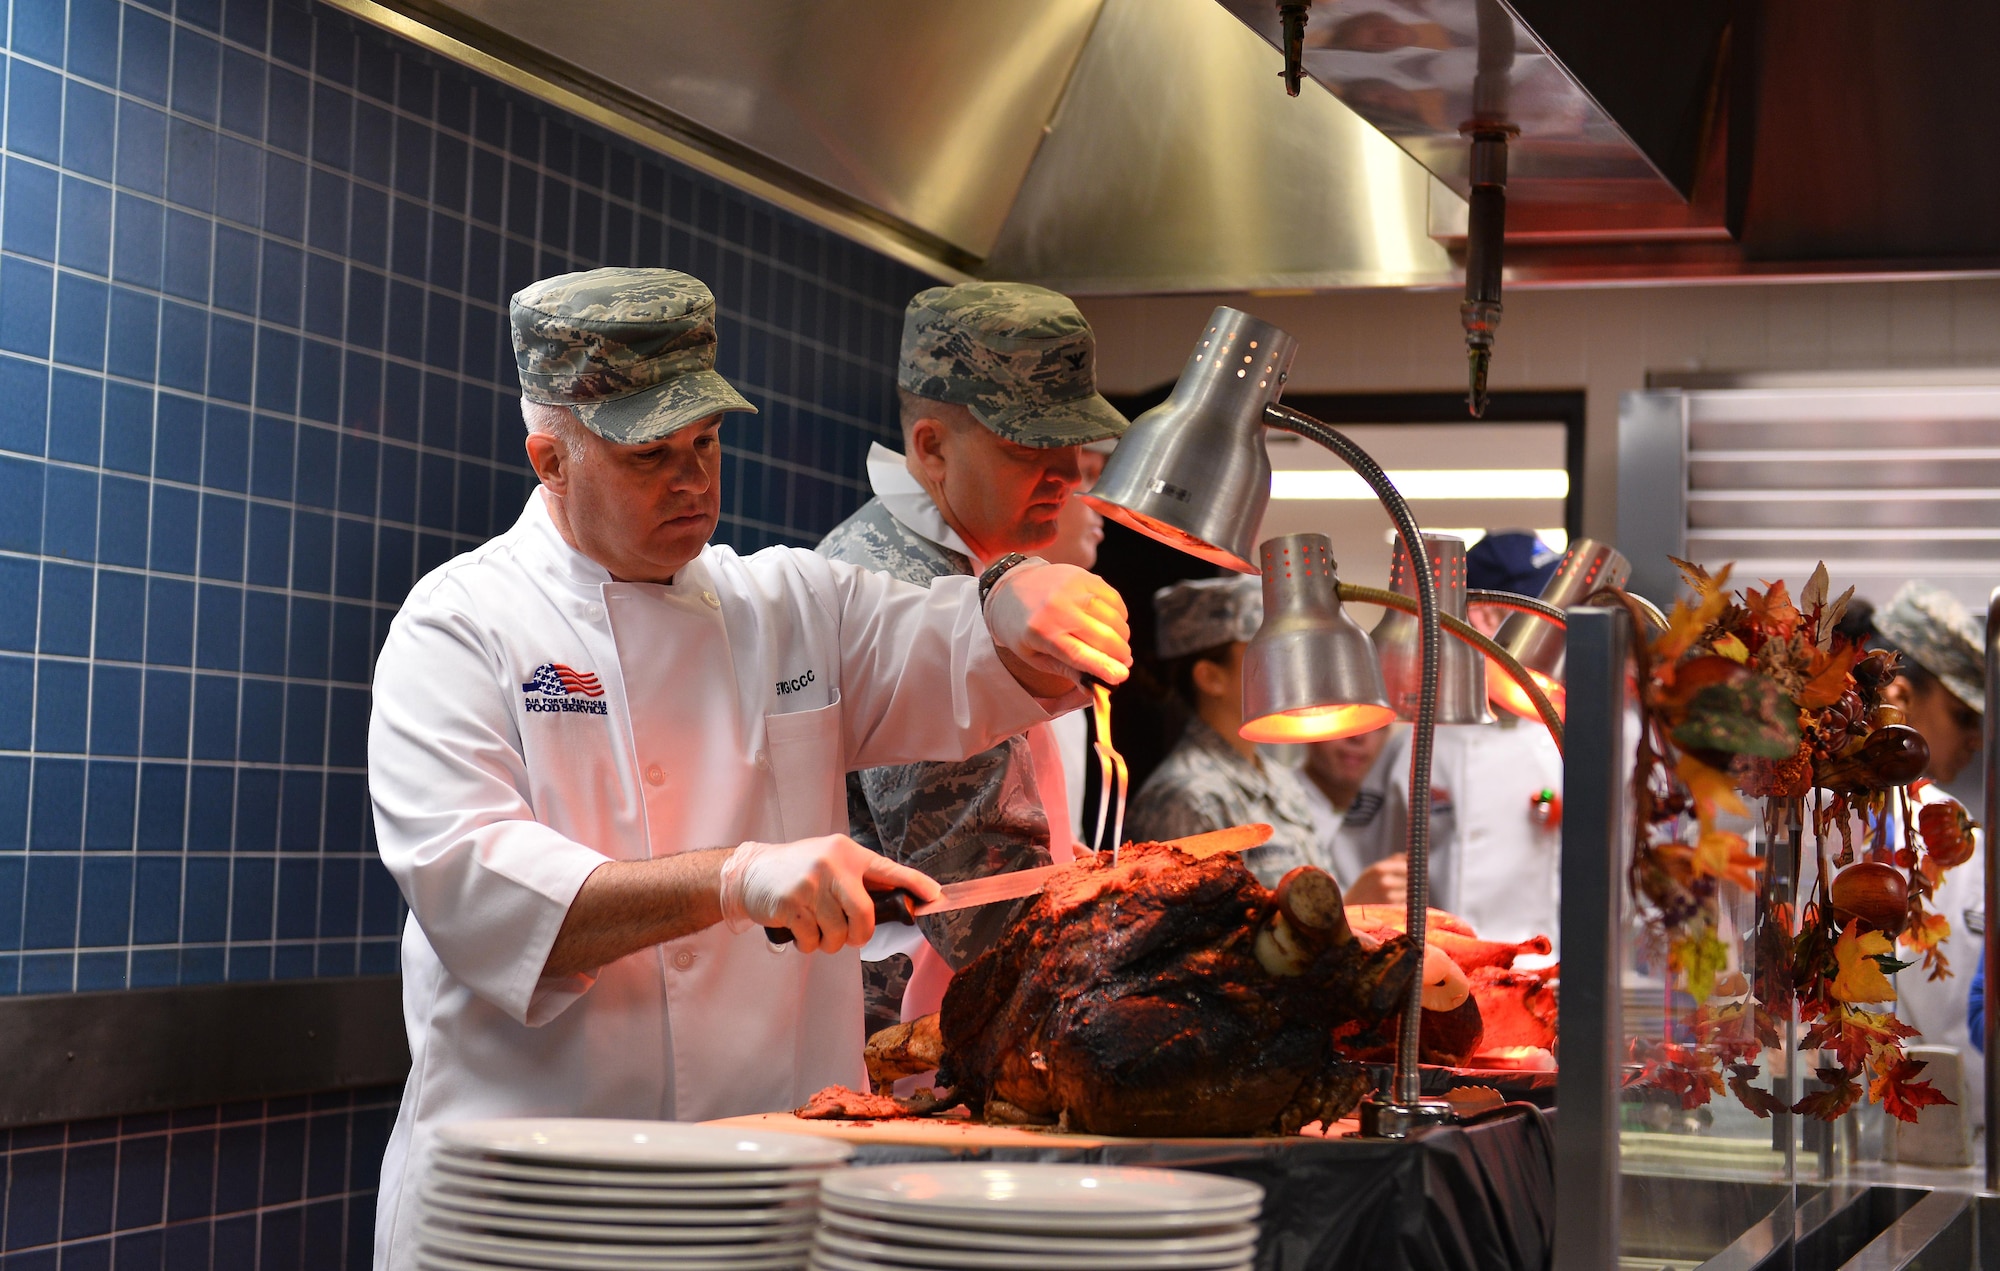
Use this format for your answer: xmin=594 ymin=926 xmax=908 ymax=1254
xmin=1618 ymin=1175 xmax=1792 ymax=1269
xmin=0 ymin=977 xmax=408 ymax=1128
xmin=984 ymin=0 xmax=1459 ymax=293
xmin=1554 ymin=608 xmax=1629 ymax=1271
xmin=1837 ymin=1189 xmax=1971 ymax=1271
xmin=1689 ymin=458 xmax=2000 ymax=492
xmin=1686 ymin=494 xmax=2000 ymax=531
xmin=1615 ymin=390 xmax=1687 ymax=608
xmin=413 ymin=0 xmax=1103 ymax=260
xmin=1216 ymin=0 xmax=1687 ymax=206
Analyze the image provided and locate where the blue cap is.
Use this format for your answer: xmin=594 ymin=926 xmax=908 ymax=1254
xmin=1466 ymin=531 xmax=1562 ymax=596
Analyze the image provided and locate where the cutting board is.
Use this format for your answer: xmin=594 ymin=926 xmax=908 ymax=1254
xmin=708 ymin=1111 xmax=1361 ymax=1149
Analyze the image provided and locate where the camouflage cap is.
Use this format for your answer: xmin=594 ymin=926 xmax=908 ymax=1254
xmin=898 ymin=282 xmax=1128 ymax=448
xmin=1154 ymin=575 xmax=1264 ymax=660
xmin=1873 ymin=581 xmax=1986 ymax=714
xmin=510 ymin=267 xmax=757 ymax=443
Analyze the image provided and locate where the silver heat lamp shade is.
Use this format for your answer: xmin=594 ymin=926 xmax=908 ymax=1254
xmin=1242 ymin=534 xmax=1395 ymax=744
xmin=1372 ymin=532 xmax=1492 ymax=724
xmin=1083 ymin=307 xmax=1298 ymax=573
xmin=1489 ymin=537 xmax=1630 ymax=721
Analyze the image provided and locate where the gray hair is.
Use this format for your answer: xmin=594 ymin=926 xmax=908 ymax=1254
xmin=521 ymin=398 xmax=587 ymax=460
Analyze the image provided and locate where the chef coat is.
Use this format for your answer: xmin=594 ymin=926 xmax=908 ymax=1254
xmin=369 ymin=489 xmax=1073 ymax=1270
xmin=1330 ymin=718 xmax=1563 ymax=950
xmin=1886 ymin=781 xmax=1987 ymax=1127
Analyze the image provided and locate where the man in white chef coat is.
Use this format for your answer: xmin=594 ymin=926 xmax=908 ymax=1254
xmin=367 ymin=268 xmax=1131 ymax=1270
xmin=817 ymin=282 xmax=1128 ymax=1032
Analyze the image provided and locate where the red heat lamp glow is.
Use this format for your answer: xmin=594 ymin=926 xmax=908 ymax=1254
xmin=1488 ymin=662 xmax=1563 ymax=724
xmin=1241 ymin=702 xmax=1398 ymax=744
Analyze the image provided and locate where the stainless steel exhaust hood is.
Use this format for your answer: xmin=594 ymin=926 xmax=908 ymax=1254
xmin=335 ymin=0 xmax=2000 ymax=292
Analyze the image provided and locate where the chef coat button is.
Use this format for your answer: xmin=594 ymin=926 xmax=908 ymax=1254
xmin=584 ymin=602 xmax=603 ymax=623
xmin=672 ymin=949 xmax=696 ymax=971
xmin=754 ymin=750 xmax=770 ymax=771
xmin=701 ymin=590 xmax=720 ymax=609
xmin=645 ymin=765 xmax=665 ymax=786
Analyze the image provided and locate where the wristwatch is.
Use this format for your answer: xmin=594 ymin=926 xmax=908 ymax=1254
xmin=979 ymin=553 xmax=1031 ymax=607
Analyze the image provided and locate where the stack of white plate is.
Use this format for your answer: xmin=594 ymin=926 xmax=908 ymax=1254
xmin=417 ymin=1119 xmax=852 ymax=1271
xmin=813 ymin=1163 xmax=1263 ymax=1271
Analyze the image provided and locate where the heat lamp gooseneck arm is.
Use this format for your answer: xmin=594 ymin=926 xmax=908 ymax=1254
xmin=1265 ymin=401 xmax=1438 ymax=1111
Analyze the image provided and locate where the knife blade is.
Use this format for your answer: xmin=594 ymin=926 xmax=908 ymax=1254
xmin=762 ymin=823 xmax=1275 ymax=943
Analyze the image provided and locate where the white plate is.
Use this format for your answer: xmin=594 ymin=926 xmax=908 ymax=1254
xmin=816 ymin=1209 xmax=1257 ymax=1256
xmin=438 ymin=1120 xmax=852 ymax=1171
xmin=807 ymin=1253 xmax=1247 ymax=1271
xmin=423 ymin=1200 xmax=817 ymax=1245
xmin=428 ymin=1170 xmax=822 ymax=1209
xmin=822 ymin=1164 xmax=1261 ymax=1218
xmin=419 ymin=1221 xmax=812 ymax=1270
xmin=820 ymin=1166 xmax=1260 ymax=1235
xmin=434 ymin=1152 xmax=835 ymax=1192
xmin=819 ymin=1193 xmax=1260 ymax=1237
xmin=420 ymin=1247 xmax=808 ymax=1271
xmin=425 ymin=1185 xmax=817 ymax=1227
xmin=814 ymin=1228 xmax=1254 ymax=1271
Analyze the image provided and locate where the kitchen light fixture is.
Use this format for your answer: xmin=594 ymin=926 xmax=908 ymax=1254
xmin=1082 ymin=308 xmax=1295 ymax=573
xmin=1240 ymin=534 xmax=1395 ymax=743
xmin=1372 ymin=533 xmax=1493 ymax=725
xmin=1480 ymin=538 xmax=1631 ymax=721
xmin=1269 ymin=469 xmax=1569 ymax=500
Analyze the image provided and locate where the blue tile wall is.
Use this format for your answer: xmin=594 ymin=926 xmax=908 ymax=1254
xmin=0 ymin=1086 xmax=398 ymax=1270
xmin=0 ymin=0 xmax=924 ymax=997
xmin=1 ymin=0 xmax=928 ymax=1261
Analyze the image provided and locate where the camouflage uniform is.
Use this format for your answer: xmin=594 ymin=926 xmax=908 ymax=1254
xmin=1125 ymin=575 xmax=1322 ymax=886
xmin=511 ymin=268 xmax=756 ymax=440
xmin=819 ymin=282 xmax=1126 ymax=1030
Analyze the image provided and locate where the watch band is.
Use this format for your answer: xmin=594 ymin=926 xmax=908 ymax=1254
xmin=979 ymin=553 xmax=1031 ymax=607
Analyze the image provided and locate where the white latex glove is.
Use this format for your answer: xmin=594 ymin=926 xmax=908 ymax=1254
xmin=717 ymin=835 xmax=942 ymax=954
xmin=984 ymin=559 xmax=1132 ymax=685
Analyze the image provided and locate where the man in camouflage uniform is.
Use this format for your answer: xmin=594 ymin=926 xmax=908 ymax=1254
xmin=1124 ymin=576 xmax=1324 ymax=888
xmin=818 ymin=282 xmax=1127 ymax=1033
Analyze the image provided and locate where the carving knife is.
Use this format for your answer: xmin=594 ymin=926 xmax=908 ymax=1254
xmin=763 ymin=823 xmax=1273 ymax=944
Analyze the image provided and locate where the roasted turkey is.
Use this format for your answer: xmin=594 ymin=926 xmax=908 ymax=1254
xmin=935 ymin=842 xmax=1418 ymax=1136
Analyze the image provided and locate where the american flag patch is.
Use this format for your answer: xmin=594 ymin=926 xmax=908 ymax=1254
xmin=522 ymin=663 xmax=605 ymax=698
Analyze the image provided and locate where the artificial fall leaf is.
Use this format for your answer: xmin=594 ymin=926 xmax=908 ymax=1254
xmin=1801 ymin=561 xmax=1830 ymax=612
xmin=1654 ymin=566 xmax=1734 ymax=671
xmin=1673 ymin=676 xmax=1802 ymax=759
xmin=1743 ymin=580 xmax=1801 ymax=638
xmin=1829 ymin=922 xmax=1897 ymax=1004
xmin=1669 ymin=555 xmax=1714 ymax=589
xmin=1713 ymin=632 xmax=1750 ymax=664
xmin=1902 ymin=909 xmax=1951 ymax=953
xmin=1693 ymin=828 xmax=1765 ymax=890
xmin=1801 ymin=1004 xmax=1918 ymax=1073
xmin=1797 ymin=642 xmax=1862 ymax=709
xmin=1728 ymin=1064 xmax=1789 ymax=1119
xmin=1672 ymin=926 xmax=1732 ymax=1005
xmin=1816 ymin=586 xmax=1856 ymax=652
xmin=1794 ymin=1066 xmax=1863 ymax=1121
xmin=1677 ymin=753 xmax=1749 ymax=819
xmin=1872 ymin=1058 xmax=1954 ymax=1124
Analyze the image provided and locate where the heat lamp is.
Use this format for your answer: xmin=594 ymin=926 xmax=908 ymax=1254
xmin=1476 ymin=538 xmax=1631 ymax=723
xmin=1240 ymin=534 xmax=1394 ymax=744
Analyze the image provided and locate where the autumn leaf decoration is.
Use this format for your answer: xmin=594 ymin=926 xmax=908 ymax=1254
xmin=1619 ymin=560 xmax=1966 ymax=1124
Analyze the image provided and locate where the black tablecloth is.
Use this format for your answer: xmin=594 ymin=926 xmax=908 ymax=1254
xmin=845 ymin=1104 xmax=1556 ymax=1271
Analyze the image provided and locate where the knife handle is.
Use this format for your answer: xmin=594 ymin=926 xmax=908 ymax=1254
xmin=764 ymin=889 xmax=917 ymax=946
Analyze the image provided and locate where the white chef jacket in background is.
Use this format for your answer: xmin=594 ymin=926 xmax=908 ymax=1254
xmin=369 ymin=490 xmax=1073 ymax=1270
xmin=1328 ymin=718 xmax=1563 ymax=950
